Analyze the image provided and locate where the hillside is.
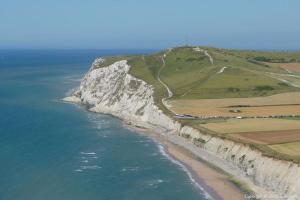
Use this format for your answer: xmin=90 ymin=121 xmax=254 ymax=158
xmin=93 ymin=46 xmax=300 ymax=111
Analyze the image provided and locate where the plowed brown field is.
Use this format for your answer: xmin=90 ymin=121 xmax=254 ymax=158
xmin=280 ymin=63 xmax=300 ymax=73
xmin=230 ymin=130 xmax=300 ymax=144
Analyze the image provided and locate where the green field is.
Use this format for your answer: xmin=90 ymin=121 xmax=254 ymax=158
xmin=225 ymin=49 xmax=300 ymax=63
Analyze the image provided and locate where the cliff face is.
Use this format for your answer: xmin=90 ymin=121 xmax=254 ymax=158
xmin=194 ymin=130 xmax=300 ymax=199
xmin=71 ymin=59 xmax=178 ymax=130
xmin=65 ymin=59 xmax=300 ymax=200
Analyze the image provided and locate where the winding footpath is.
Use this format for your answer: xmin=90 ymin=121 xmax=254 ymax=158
xmin=193 ymin=47 xmax=214 ymax=65
xmin=157 ymin=47 xmax=215 ymax=110
xmin=157 ymin=49 xmax=174 ymax=110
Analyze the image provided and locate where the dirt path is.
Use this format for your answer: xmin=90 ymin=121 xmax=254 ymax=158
xmin=242 ymin=67 xmax=300 ymax=89
xmin=217 ymin=66 xmax=227 ymax=74
xmin=265 ymin=72 xmax=300 ymax=88
xmin=157 ymin=47 xmax=216 ymax=109
xmin=157 ymin=49 xmax=174 ymax=110
xmin=193 ymin=47 xmax=214 ymax=65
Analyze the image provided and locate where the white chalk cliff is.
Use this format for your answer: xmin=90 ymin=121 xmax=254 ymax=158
xmin=65 ymin=58 xmax=300 ymax=200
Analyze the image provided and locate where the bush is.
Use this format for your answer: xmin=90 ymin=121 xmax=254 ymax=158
xmin=254 ymin=85 xmax=274 ymax=91
xmin=185 ymin=57 xmax=205 ymax=62
xmin=278 ymin=82 xmax=289 ymax=87
xmin=253 ymin=56 xmax=271 ymax=62
xmin=227 ymin=87 xmax=240 ymax=92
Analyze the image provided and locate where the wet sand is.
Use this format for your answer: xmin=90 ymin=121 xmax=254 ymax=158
xmin=130 ymin=126 xmax=246 ymax=200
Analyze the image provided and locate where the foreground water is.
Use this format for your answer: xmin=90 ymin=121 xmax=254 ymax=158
xmin=0 ymin=50 xmax=207 ymax=200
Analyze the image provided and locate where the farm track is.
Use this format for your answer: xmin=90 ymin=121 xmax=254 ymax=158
xmin=240 ymin=67 xmax=300 ymax=88
xmin=266 ymin=72 xmax=300 ymax=88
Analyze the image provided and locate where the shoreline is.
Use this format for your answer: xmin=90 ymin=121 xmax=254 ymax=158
xmin=64 ymin=98 xmax=248 ymax=199
xmin=63 ymin=98 xmax=248 ymax=200
xmin=126 ymin=124 xmax=247 ymax=200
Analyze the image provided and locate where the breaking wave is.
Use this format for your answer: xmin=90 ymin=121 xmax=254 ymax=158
xmin=157 ymin=144 xmax=214 ymax=200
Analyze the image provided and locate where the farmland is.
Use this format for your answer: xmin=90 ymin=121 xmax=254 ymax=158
xmin=173 ymin=104 xmax=300 ymax=118
xmin=196 ymin=118 xmax=300 ymax=162
xmin=229 ymin=130 xmax=300 ymax=145
xmin=200 ymin=118 xmax=300 ymax=134
xmin=279 ymin=63 xmax=300 ymax=73
xmin=269 ymin=142 xmax=300 ymax=157
xmin=264 ymin=62 xmax=300 ymax=73
xmin=169 ymin=92 xmax=300 ymax=117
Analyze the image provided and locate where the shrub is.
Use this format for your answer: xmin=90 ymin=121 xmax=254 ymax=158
xmin=278 ymin=82 xmax=289 ymax=87
xmin=253 ymin=56 xmax=271 ymax=62
xmin=227 ymin=87 xmax=240 ymax=92
xmin=254 ymin=85 xmax=274 ymax=91
xmin=185 ymin=57 xmax=205 ymax=62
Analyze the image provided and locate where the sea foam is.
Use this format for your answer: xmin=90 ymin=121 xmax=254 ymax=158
xmin=157 ymin=144 xmax=214 ymax=200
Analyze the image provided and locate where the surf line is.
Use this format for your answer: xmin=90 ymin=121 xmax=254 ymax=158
xmin=157 ymin=143 xmax=216 ymax=200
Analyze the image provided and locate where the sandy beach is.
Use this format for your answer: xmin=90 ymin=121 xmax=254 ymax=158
xmin=161 ymin=138 xmax=245 ymax=200
xmin=129 ymin=125 xmax=246 ymax=200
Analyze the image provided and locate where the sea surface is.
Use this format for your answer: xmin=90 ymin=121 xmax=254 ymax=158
xmin=0 ymin=50 xmax=208 ymax=200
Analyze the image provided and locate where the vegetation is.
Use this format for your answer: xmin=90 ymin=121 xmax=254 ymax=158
xmin=201 ymin=118 xmax=300 ymax=134
xmin=228 ymin=176 xmax=257 ymax=199
xmin=223 ymin=49 xmax=300 ymax=63
xmin=254 ymin=85 xmax=274 ymax=91
xmin=269 ymin=142 xmax=300 ymax=157
xmin=282 ymin=116 xmax=300 ymax=120
xmin=169 ymin=92 xmax=300 ymax=118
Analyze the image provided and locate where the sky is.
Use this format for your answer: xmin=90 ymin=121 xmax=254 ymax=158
xmin=1 ymin=0 xmax=300 ymax=50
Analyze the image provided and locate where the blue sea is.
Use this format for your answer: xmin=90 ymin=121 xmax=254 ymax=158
xmin=0 ymin=50 xmax=208 ymax=200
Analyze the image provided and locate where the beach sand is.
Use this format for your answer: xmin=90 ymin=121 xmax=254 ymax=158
xmin=131 ymin=126 xmax=246 ymax=200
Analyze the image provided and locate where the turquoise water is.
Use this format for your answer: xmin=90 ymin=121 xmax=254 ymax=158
xmin=0 ymin=50 xmax=208 ymax=200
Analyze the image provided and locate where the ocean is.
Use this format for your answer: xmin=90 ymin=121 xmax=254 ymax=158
xmin=0 ymin=50 xmax=208 ymax=200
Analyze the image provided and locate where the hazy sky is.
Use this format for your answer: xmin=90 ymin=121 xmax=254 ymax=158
xmin=1 ymin=0 xmax=299 ymax=49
